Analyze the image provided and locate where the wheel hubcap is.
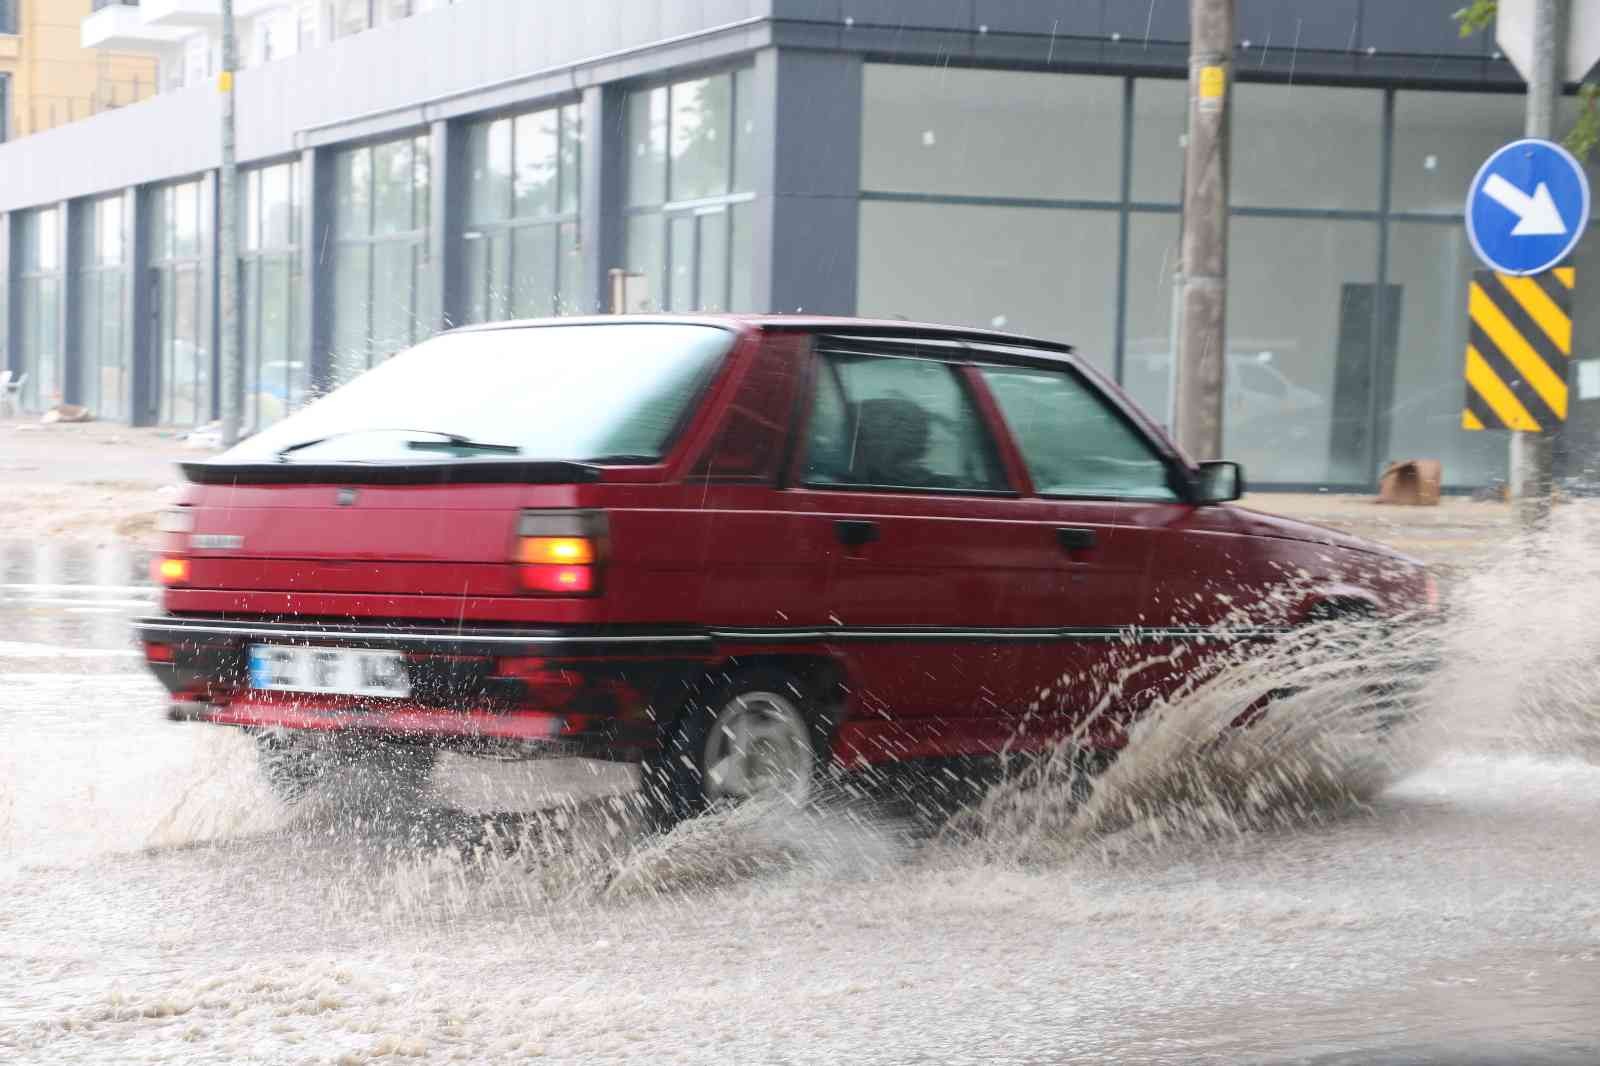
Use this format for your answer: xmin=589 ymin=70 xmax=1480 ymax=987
xmin=701 ymin=690 xmax=816 ymax=804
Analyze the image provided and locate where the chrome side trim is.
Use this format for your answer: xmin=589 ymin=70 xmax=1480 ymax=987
xmin=708 ymin=626 xmax=1286 ymax=643
xmin=134 ymin=617 xmax=1287 ymax=649
xmin=132 ymin=618 xmax=712 ymax=648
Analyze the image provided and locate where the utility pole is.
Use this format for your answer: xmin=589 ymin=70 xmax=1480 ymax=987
xmin=218 ymin=0 xmax=241 ymax=447
xmin=1173 ymin=0 xmax=1234 ymax=461
xmin=1511 ymin=0 xmax=1563 ymax=524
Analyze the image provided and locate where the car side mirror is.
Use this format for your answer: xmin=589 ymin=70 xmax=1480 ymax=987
xmin=1196 ymin=460 xmax=1244 ymax=504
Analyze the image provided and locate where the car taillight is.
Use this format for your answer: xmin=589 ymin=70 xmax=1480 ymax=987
xmin=153 ymin=557 xmax=190 ymax=585
xmin=144 ymin=642 xmax=175 ymax=663
xmin=515 ymin=510 xmax=606 ymax=595
xmin=1424 ymin=572 xmax=1441 ymax=612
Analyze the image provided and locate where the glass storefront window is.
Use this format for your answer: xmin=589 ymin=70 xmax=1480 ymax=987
xmin=16 ymin=206 xmax=63 ymax=412
xmin=460 ymin=102 xmax=582 ymax=323
xmin=733 ymin=67 xmax=756 ymax=194
xmin=241 ymin=160 xmax=305 ymax=431
xmin=75 ymin=195 xmax=129 ymax=421
xmin=1129 ymin=79 xmax=1187 ymax=205
xmin=1384 ymin=220 xmax=1510 ymax=489
xmin=857 ymin=200 xmax=1118 ymax=377
xmin=627 ymin=86 xmax=668 ymax=208
xmin=1392 ymin=91 xmax=1525 ymax=215
xmin=150 ymin=180 xmax=210 ymax=427
xmin=623 ymin=69 xmax=755 ymax=312
xmin=861 ymin=66 xmax=1122 ymax=202
xmin=1232 ymin=85 xmax=1383 ymax=211
xmin=1120 ymin=212 xmax=1183 ymax=425
xmin=670 ymin=75 xmax=732 ymax=203
xmin=332 ymin=133 xmax=434 ymax=381
xmin=1226 ymin=216 xmax=1379 ymax=485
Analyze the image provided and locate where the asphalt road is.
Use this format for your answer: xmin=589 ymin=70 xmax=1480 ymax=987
xmin=1 ymin=537 xmax=1597 ymax=1065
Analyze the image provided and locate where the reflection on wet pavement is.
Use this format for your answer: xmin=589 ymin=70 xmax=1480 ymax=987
xmin=0 ymin=539 xmax=154 ymax=652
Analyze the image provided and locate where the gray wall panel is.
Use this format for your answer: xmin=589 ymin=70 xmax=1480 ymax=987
xmin=752 ymin=48 xmax=861 ymax=315
xmin=1362 ymin=0 xmax=1492 ymax=57
xmin=1103 ymin=0 xmax=1189 ymax=42
xmin=843 ymin=1 xmax=974 ymax=31
xmin=1237 ymin=0 xmax=1361 ymax=55
xmin=0 ymin=0 xmax=769 ymax=213
xmin=769 ymin=1 xmax=845 ymax=21
xmin=0 ymin=89 xmax=218 ymax=213
xmin=0 ymin=0 xmax=1530 ymax=216
xmin=974 ymin=1 xmax=1103 ymax=38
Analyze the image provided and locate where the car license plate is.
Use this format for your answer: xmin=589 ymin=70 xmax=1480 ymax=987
xmin=247 ymin=645 xmax=411 ymax=698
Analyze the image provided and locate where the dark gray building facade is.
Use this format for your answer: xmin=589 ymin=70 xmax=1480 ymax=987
xmin=0 ymin=0 xmax=1593 ymax=491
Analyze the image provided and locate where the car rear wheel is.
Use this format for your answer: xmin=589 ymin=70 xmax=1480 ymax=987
xmin=254 ymin=730 xmax=437 ymax=805
xmin=640 ymin=670 xmax=823 ymax=828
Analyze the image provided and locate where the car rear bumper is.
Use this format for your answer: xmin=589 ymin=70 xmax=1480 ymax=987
xmin=165 ymin=695 xmax=599 ymax=756
xmin=135 ymin=614 xmax=714 ymax=758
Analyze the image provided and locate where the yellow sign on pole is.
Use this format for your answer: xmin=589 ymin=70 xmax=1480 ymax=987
xmin=1462 ymin=267 xmax=1574 ymax=432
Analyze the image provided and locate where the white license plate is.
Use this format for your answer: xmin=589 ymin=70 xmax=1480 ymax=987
xmin=247 ymin=645 xmax=411 ymax=698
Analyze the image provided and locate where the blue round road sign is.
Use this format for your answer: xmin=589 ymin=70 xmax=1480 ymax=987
xmin=1466 ymin=138 xmax=1590 ymax=276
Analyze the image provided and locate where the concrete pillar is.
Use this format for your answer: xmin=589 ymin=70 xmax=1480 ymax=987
xmin=748 ymin=48 xmax=862 ymax=315
xmin=128 ymin=186 xmax=155 ymax=426
xmin=0 ymin=213 xmax=14 ymax=380
xmin=123 ymin=187 xmax=148 ymax=426
xmin=60 ymin=199 xmax=84 ymax=406
xmin=578 ymin=83 xmax=625 ymax=315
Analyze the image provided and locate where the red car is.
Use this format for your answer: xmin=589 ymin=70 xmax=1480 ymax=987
xmin=134 ymin=316 xmax=1433 ymax=820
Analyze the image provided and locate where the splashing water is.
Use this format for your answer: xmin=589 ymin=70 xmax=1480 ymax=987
xmin=1434 ymin=502 xmax=1600 ymax=761
xmin=952 ymin=616 xmax=1440 ymax=863
xmin=116 ymin=504 xmax=1600 ymax=912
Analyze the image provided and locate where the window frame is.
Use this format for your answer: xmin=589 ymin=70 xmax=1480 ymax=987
xmin=621 ymin=66 xmax=756 ymax=313
xmin=966 ymin=348 xmax=1194 ymax=503
xmin=788 ymin=339 xmax=1020 ymax=499
xmin=459 ymin=99 xmax=583 ymax=323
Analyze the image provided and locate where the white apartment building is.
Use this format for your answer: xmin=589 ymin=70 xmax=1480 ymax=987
xmin=81 ymin=0 xmax=456 ymax=93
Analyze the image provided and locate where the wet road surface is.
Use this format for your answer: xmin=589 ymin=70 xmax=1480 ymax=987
xmin=1 ymin=539 xmax=1597 ymax=1064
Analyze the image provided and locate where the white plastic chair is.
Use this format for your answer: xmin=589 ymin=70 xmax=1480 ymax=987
xmin=0 ymin=371 xmax=25 ymax=418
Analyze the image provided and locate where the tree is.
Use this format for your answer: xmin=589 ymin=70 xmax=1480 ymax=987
xmin=1456 ymin=0 xmax=1600 ymax=158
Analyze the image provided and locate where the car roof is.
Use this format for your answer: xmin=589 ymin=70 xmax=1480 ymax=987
xmin=452 ymin=313 xmax=1076 ymax=357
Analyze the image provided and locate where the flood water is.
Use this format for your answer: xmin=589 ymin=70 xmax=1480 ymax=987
xmin=1 ymin=535 xmax=1597 ymax=1064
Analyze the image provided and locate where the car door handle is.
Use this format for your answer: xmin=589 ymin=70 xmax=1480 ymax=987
xmin=835 ymin=520 xmax=880 ymax=547
xmin=1056 ymin=527 xmax=1097 ymax=552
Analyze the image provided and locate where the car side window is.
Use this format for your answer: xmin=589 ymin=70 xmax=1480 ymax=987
xmin=803 ymin=351 xmax=1008 ymax=493
xmin=978 ymin=365 xmax=1178 ymax=501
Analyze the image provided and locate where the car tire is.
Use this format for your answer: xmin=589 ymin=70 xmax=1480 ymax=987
xmin=639 ymin=669 xmax=824 ymax=829
xmin=254 ymin=730 xmax=437 ymax=805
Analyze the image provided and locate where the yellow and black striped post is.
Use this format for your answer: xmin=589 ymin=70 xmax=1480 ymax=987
xmin=1462 ymin=267 xmax=1574 ymax=432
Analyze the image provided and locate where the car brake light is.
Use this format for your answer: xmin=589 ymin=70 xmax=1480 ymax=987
xmin=144 ymin=642 xmax=175 ymax=663
xmin=522 ymin=564 xmax=595 ymax=594
xmin=154 ymin=557 xmax=190 ymax=584
xmin=515 ymin=510 xmax=606 ymax=595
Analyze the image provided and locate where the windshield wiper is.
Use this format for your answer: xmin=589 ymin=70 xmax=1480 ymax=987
xmin=274 ymin=429 xmax=520 ymax=461
xmin=584 ymin=453 xmax=660 ymax=464
xmin=404 ymin=436 xmax=521 ymax=455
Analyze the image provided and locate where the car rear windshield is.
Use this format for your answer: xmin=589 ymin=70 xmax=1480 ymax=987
xmin=226 ymin=323 xmax=734 ymax=464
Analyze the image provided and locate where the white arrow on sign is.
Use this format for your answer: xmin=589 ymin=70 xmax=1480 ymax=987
xmin=1482 ymin=174 xmax=1568 ymax=236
